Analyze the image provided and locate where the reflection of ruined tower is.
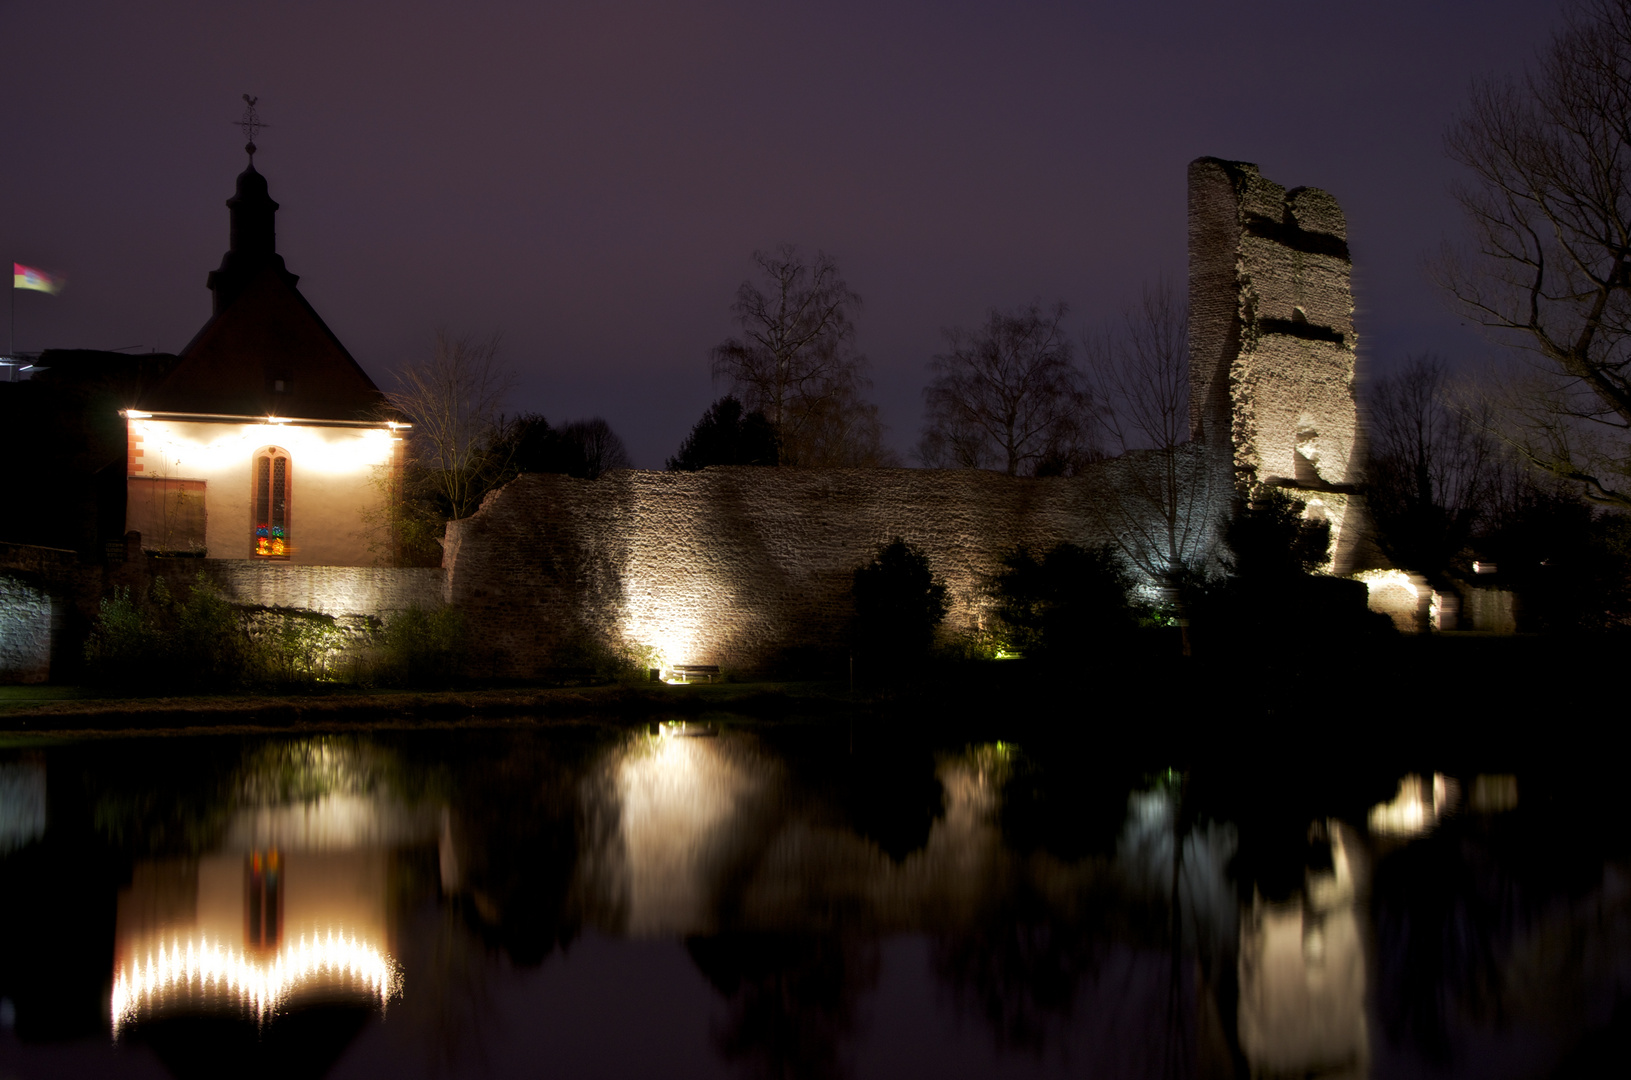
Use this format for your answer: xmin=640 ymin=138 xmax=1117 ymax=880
xmin=1189 ymin=158 xmax=1368 ymax=572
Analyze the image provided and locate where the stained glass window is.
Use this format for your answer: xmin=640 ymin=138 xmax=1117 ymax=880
xmin=252 ymin=449 xmax=291 ymax=558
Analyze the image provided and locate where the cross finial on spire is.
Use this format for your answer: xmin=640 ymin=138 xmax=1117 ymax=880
xmin=236 ymin=94 xmax=270 ymax=162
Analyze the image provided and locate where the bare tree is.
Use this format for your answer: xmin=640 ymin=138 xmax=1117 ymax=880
xmin=920 ymin=301 xmax=1095 ymax=476
xmin=1364 ymin=355 xmax=1506 ymax=576
xmin=557 ymin=417 xmax=633 ymax=478
xmin=712 ymin=245 xmax=889 ymax=466
xmin=388 ymin=330 xmax=515 ymax=520
xmin=1440 ymin=0 xmax=1631 ymax=506
xmin=1088 ymin=280 xmax=1217 ymax=584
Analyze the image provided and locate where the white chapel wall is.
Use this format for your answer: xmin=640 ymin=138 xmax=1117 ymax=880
xmin=128 ymin=418 xmax=396 ymax=567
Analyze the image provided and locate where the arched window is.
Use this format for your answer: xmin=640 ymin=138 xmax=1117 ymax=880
xmin=252 ymin=447 xmax=291 ymax=558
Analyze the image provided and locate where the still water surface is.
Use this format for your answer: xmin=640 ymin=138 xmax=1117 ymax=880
xmin=0 ymin=720 xmax=1625 ymax=1078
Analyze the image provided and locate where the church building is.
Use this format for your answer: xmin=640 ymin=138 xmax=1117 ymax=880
xmin=123 ymin=149 xmax=405 ymax=566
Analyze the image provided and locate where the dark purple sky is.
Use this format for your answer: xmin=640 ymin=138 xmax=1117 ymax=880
xmin=3 ymin=0 xmax=1565 ymax=467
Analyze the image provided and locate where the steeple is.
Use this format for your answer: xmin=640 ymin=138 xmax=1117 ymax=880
xmin=205 ymin=96 xmax=297 ymax=315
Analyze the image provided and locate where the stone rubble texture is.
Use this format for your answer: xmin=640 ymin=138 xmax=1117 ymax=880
xmin=0 ymin=573 xmax=59 ymax=684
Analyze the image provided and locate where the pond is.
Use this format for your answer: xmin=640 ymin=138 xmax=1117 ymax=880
xmin=0 ymin=718 xmax=1626 ymax=1078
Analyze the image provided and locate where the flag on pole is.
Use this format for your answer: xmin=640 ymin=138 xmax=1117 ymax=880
xmin=13 ymin=264 xmax=64 ymax=294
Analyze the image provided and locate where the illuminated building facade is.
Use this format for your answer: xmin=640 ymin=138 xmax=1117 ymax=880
xmin=122 ymin=158 xmax=404 ymax=565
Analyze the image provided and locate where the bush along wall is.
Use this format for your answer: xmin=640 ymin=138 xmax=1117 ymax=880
xmin=81 ymin=574 xmax=474 ymax=694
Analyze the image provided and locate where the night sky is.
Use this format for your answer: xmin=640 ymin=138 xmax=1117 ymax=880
xmin=2 ymin=0 xmax=1564 ymax=467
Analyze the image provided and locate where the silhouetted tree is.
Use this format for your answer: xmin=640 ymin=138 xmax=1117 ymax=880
xmin=1224 ymin=488 xmax=1331 ymax=580
xmin=558 ymin=418 xmax=632 ymax=478
xmin=1088 ymin=278 xmax=1219 ymax=592
xmin=1481 ymin=483 xmax=1631 ymax=631
xmin=687 ymin=933 xmax=878 ymax=1080
xmin=667 ymin=395 xmax=779 ymax=470
xmin=920 ymin=301 xmax=1096 ymax=476
xmin=989 ymin=543 xmax=1139 ymax=661
xmin=388 ymin=331 xmax=514 ymax=519
xmin=492 ymin=414 xmax=633 ymax=479
xmin=1364 ymin=355 xmax=1504 ymax=578
xmin=852 ymin=538 xmax=948 ymax=665
xmin=1440 ymin=0 xmax=1631 ymax=507
xmin=712 ymin=245 xmax=893 ymax=466
xmin=1191 ymin=489 xmax=1391 ymax=661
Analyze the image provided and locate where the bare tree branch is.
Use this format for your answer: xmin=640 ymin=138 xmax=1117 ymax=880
xmin=1438 ymin=0 xmax=1631 ymax=506
xmin=920 ymin=301 xmax=1097 ymax=476
xmin=388 ymin=330 xmax=515 ymax=519
xmin=712 ymin=245 xmax=892 ymax=466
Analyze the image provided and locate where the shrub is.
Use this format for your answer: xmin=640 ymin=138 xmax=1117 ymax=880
xmin=379 ymin=604 xmax=467 ymax=687
xmin=1224 ymin=487 xmax=1331 ymax=579
xmin=989 ymin=543 xmax=1140 ymax=662
xmin=251 ymin=610 xmax=350 ymax=686
xmin=852 ymin=538 xmax=948 ymax=667
xmin=83 ymin=576 xmax=252 ymax=693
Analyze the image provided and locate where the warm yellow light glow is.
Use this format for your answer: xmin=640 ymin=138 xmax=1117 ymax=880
xmin=1353 ymin=568 xmax=1419 ymax=601
xmin=132 ymin=419 xmax=397 ymax=476
xmin=110 ymin=929 xmax=399 ymax=1034
xmin=1368 ymin=773 xmax=1458 ymax=837
xmin=1471 ymin=774 xmax=1518 ymax=812
xmin=122 ymin=409 xmax=153 ymax=419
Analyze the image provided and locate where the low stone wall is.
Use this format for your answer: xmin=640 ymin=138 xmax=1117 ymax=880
xmin=0 ymin=573 xmax=61 ymax=684
xmin=0 ymin=543 xmax=98 ymax=684
xmin=444 ymin=462 xmax=1236 ymax=678
xmin=148 ymin=560 xmax=447 ymax=617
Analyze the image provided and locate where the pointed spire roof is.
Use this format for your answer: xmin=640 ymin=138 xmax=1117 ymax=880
xmin=142 ymin=159 xmax=393 ymax=422
xmin=204 ymin=162 xmax=297 ymax=315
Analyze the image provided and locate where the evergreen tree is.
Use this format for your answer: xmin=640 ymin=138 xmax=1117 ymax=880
xmin=667 ymin=396 xmax=780 ymax=470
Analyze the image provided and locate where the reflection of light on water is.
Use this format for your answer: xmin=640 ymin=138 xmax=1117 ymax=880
xmin=1471 ymin=774 xmax=1518 ymax=813
xmin=1239 ymin=823 xmax=1368 ymax=1078
xmin=1368 ymin=773 xmax=1458 ymax=837
xmin=110 ymin=929 xmax=399 ymax=1034
xmin=617 ymin=734 xmax=763 ymax=936
xmin=0 ymin=761 xmax=46 ymax=853
xmin=222 ymin=793 xmax=441 ymax=853
xmin=938 ymin=743 xmax=1014 ymax=823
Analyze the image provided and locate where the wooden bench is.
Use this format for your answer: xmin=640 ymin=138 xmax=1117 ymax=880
xmin=669 ymin=664 xmax=721 ymax=684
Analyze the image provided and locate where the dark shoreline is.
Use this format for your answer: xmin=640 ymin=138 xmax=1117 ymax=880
xmin=0 ymin=682 xmax=850 ymax=739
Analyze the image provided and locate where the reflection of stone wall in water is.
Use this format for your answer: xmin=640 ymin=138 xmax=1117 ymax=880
xmin=1238 ymin=823 xmax=1369 ymax=1079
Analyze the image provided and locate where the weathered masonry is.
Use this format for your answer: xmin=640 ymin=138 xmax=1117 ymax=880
xmin=439 ymin=159 xmax=1381 ymax=677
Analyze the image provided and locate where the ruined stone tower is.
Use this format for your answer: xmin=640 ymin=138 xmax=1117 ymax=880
xmin=1188 ymin=158 xmax=1368 ymax=572
xmin=1188 ymin=157 xmax=1360 ymax=488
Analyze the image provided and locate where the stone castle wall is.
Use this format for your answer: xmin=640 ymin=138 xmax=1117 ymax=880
xmin=146 ymin=560 xmax=446 ymax=617
xmin=444 ymin=461 xmax=1199 ymax=677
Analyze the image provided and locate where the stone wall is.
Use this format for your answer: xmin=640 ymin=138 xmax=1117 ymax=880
xmin=444 ymin=458 xmax=1234 ymax=677
xmin=0 ymin=539 xmax=445 ymax=683
xmin=0 ymin=573 xmax=61 ymax=684
xmin=0 ymin=543 xmax=93 ymax=685
xmin=148 ymin=560 xmax=446 ymax=618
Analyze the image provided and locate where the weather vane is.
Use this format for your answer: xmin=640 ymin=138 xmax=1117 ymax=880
xmin=236 ymin=94 xmax=270 ymax=161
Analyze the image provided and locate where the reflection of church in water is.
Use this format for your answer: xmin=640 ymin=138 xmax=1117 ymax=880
xmin=112 ymin=848 xmax=397 ymax=1031
xmin=108 ymin=761 xmax=442 ymax=1074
